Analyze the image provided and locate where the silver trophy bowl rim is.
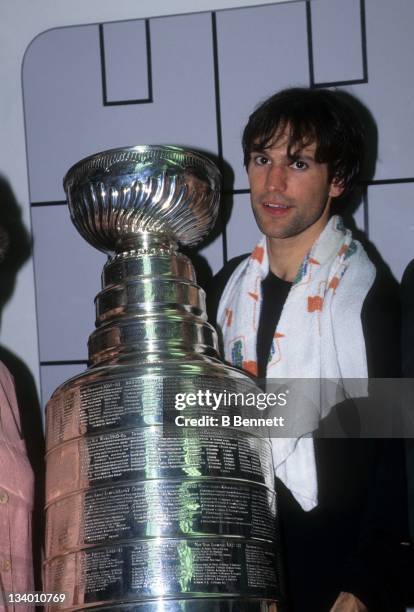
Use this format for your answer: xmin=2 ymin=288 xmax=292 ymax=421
xmin=62 ymin=144 xmax=222 ymax=249
xmin=63 ymin=144 xmax=222 ymax=188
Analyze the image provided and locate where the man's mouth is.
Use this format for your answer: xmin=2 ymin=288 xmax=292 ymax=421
xmin=261 ymin=202 xmax=292 ymax=215
xmin=263 ymin=202 xmax=289 ymax=208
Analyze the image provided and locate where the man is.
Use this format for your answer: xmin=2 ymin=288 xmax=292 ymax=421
xmin=208 ymin=88 xmax=411 ymax=611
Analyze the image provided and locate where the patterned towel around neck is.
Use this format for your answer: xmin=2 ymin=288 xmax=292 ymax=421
xmin=217 ymin=216 xmax=376 ymax=510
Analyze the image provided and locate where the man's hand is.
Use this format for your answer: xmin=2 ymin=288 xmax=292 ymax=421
xmin=330 ymin=592 xmax=368 ymax=611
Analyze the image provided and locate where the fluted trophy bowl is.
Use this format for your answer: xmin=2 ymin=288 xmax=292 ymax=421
xmin=63 ymin=145 xmax=221 ymax=252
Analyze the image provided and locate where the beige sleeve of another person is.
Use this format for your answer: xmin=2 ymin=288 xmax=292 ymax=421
xmin=0 ymin=362 xmax=34 ymax=611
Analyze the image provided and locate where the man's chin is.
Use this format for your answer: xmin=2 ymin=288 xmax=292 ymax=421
xmin=253 ymin=211 xmax=330 ymax=243
xmin=255 ymin=219 xmax=298 ymax=241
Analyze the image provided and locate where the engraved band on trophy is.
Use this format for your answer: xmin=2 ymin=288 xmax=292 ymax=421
xmin=44 ymin=146 xmax=283 ymax=611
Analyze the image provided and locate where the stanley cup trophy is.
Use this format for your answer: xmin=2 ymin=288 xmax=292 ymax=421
xmin=44 ymin=146 xmax=283 ymax=611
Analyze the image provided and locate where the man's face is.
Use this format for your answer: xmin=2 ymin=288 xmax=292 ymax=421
xmin=247 ymin=128 xmax=343 ymax=243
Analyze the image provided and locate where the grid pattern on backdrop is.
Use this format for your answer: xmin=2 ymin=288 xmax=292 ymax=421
xmin=22 ymin=0 xmax=414 ymax=405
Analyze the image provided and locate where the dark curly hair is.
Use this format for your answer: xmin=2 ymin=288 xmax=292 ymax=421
xmin=242 ymin=87 xmax=365 ymax=197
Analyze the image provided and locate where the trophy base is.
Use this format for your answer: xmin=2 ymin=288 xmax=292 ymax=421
xmin=72 ymin=599 xmax=280 ymax=611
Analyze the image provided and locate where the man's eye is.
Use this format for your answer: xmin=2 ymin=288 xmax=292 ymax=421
xmin=254 ymin=155 xmax=270 ymax=166
xmin=290 ymin=159 xmax=308 ymax=170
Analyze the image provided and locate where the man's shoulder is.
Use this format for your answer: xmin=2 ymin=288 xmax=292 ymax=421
xmin=215 ymin=254 xmax=249 ymax=286
xmin=361 ymin=262 xmax=401 ymax=377
xmin=206 ymin=254 xmax=249 ymax=325
xmin=363 ymin=262 xmax=400 ymax=316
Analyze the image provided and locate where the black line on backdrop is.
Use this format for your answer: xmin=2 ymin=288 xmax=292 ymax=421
xmin=360 ymin=0 xmax=368 ymax=82
xmin=211 ymin=12 xmax=223 ymax=162
xmin=41 ymin=360 xmax=88 ymax=366
xmin=306 ymin=1 xmax=315 ymax=87
xmin=99 ymin=21 xmax=153 ymax=106
xmin=225 ymin=189 xmax=250 ymax=195
xmin=211 ymin=12 xmax=228 ymax=262
xmin=99 ymin=24 xmax=108 ymax=105
xmin=363 ymin=178 xmax=414 ymax=186
xmin=312 ymin=77 xmax=367 ymax=89
xmin=145 ymin=20 xmax=154 ymax=103
xmin=307 ymin=0 xmax=368 ymax=89
xmin=31 ymin=201 xmax=67 ymax=207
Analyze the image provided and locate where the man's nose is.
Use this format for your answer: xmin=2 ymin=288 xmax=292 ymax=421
xmin=265 ymin=165 xmax=287 ymax=191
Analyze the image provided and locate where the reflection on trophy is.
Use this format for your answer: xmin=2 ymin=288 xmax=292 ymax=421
xmin=44 ymin=146 xmax=283 ymax=611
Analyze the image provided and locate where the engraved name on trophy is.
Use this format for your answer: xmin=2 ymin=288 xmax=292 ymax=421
xmin=44 ymin=146 xmax=282 ymax=611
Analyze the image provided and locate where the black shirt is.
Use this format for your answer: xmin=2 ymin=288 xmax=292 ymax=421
xmin=256 ymin=272 xmax=291 ymax=379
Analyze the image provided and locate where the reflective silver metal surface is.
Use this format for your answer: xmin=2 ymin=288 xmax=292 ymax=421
xmin=63 ymin=145 xmax=221 ymax=251
xmin=80 ymin=602 xmax=278 ymax=612
xmin=45 ymin=146 xmax=283 ymax=611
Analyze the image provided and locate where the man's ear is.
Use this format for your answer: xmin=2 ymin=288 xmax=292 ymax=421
xmin=329 ymin=178 xmax=345 ymax=199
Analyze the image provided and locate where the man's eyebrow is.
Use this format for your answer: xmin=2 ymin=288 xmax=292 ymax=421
xmin=248 ymin=147 xmax=317 ymax=161
xmin=289 ymin=151 xmax=316 ymax=161
xmin=249 ymin=148 xmax=267 ymax=155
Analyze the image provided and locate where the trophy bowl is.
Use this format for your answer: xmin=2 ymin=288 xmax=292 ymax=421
xmin=63 ymin=145 xmax=221 ymax=253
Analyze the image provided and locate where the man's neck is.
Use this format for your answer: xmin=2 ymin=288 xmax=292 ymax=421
xmin=266 ymin=218 xmax=329 ymax=281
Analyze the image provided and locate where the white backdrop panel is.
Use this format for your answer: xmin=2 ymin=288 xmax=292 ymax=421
xmin=311 ymin=0 xmax=364 ymax=84
xmin=31 ymin=206 xmax=105 ymax=361
xmin=23 ymin=13 xmax=219 ymax=203
xmin=102 ymin=20 xmax=150 ymax=102
xmin=217 ymin=2 xmax=310 ymax=190
xmin=226 ymin=193 xmax=262 ymax=261
xmin=367 ymin=182 xmax=414 ymax=281
xmin=347 ymin=0 xmax=414 ymax=180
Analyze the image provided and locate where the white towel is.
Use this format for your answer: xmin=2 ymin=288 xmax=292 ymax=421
xmin=217 ymin=216 xmax=376 ymax=510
